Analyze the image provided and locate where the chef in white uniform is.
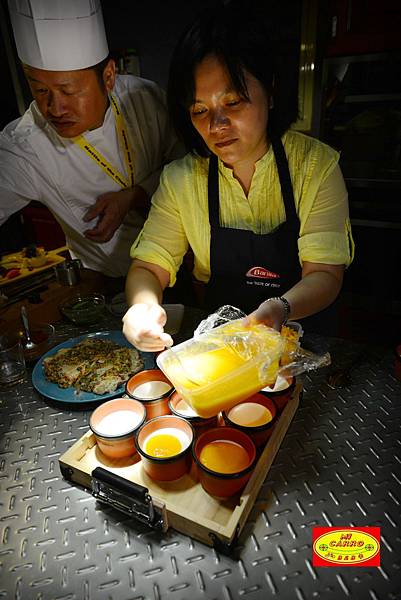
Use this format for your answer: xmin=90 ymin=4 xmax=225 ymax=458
xmin=0 ymin=0 xmax=182 ymax=278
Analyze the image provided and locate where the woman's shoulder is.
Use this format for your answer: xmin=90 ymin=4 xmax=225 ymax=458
xmin=162 ymin=152 xmax=208 ymax=183
xmin=283 ymin=130 xmax=339 ymax=163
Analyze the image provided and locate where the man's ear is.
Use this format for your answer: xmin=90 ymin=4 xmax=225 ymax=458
xmin=103 ymin=58 xmax=116 ymax=92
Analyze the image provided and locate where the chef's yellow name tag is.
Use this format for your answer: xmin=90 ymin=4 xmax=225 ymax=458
xmin=312 ymin=527 xmax=380 ymax=567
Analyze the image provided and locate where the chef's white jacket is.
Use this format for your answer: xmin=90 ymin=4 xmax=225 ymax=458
xmin=0 ymin=75 xmax=182 ymax=277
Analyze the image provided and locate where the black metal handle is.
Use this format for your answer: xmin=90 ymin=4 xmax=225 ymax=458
xmin=92 ymin=467 xmax=148 ymax=502
xmin=91 ymin=467 xmax=165 ymax=531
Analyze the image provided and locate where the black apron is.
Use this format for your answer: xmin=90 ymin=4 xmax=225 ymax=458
xmin=204 ymin=137 xmax=339 ymax=334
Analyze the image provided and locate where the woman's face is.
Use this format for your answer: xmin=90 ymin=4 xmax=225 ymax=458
xmin=190 ymin=54 xmax=269 ymax=169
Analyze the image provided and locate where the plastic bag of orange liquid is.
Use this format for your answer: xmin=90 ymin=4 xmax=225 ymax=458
xmin=156 ymin=305 xmax=330 ymax=418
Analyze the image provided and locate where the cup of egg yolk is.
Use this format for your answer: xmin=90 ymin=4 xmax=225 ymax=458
xmin=222 ymin=393 xmax=277 ymax=447
xmin=135 ymin=415 xmax=194 ymax=481
xmin=192 ymin=427 xmax=256 ymax=498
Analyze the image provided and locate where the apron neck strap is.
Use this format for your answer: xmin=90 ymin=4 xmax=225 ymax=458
xmin=208 ymin=153 xmax=220 ymax=229
xmin=270 ymin=135 xmax=298 ymax=224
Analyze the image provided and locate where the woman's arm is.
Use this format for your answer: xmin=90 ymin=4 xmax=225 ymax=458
xmin=248 ymin=261 xmax=344 ymax=329
xmin=122 ymin=259 xmax=173 ymax=351
xmin=250 ymin=159 xmax=351 ymax=330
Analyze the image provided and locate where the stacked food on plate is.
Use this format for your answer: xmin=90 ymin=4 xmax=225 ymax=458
xmin=43 ymin=338 xmax=143 ymax=395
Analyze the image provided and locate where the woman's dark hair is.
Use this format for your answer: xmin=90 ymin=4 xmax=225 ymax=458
xmin=167 ymin=2 xmax=299 ymax=156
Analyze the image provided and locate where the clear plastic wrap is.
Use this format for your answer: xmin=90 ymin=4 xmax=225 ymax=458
xmin=157 ymin=305 xmax=331 ymax=418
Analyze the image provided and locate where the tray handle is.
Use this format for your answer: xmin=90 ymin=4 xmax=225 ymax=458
xmin=92 ymin=467 xmax=167 ymax=531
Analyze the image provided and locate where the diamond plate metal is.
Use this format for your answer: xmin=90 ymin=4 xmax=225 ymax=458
xmin=1 ymin=317 xmax=400 ymax=600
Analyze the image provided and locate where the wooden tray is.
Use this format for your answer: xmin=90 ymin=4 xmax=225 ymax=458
xmin=59 ymin=384 xmax=301 ymax=549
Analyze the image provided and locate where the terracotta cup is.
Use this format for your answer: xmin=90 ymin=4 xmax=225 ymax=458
xmin=126 ymin=369 xmax=173 ymax=420
xmin=168 ymin=391 xmax=217 ymax=434
xmin=222 ymin=393 xmax=277 ymax=447
xmin=260 ymin=376 xmax=296 ymax=411
xmin=135 ymin=415 xmax=194 ymax=482
xmin=90 ymin=398 xmax=146 ymax=459
xmin=192 ymin=427 xmax=256 ymax=498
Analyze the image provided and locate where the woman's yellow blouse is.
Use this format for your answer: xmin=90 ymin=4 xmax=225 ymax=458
xmin=131 ymin=130 xmax=354 ymax=286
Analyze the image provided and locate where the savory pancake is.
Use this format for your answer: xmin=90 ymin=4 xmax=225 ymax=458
xmin=43 ymin=338 xmax=143 ymax=394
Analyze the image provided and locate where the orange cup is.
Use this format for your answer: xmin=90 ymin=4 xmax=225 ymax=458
xmin=126 ymin=369 xmax=173 ymax=420
xmin=192 ymin=427 xmax=256 ymax=498
xmin=168 ymin=391 xmax=217 ymax=434
xmin=135 ymin=415 xmax=194 ymax=481
xmin=90 ymin=398 xmax=146 ymax=458
xmin=260 ymin=376 xmax=296 ymax=411
xmin=222 ymin=393 xmax=277 ymax=447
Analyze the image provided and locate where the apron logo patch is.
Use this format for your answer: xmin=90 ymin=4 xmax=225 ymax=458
xmin=246 ymin=266 xmax=280 ymax=279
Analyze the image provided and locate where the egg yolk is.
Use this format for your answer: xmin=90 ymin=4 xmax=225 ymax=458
xmin=199 ymin=440 xmax=250 ymax=474
xmin=145 ymin=434 xmax=182 ymax=458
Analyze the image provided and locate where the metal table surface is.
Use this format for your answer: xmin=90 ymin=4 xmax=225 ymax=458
xmin=1 ymin=308 xmax=400 ymax=600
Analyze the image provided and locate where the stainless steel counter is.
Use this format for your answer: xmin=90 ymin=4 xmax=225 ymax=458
xmin=1 ymin=308 xmax=400 ymax=600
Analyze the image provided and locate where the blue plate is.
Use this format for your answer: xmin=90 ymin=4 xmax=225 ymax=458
xmin=32 ymin=330 xmax=154 ymax=404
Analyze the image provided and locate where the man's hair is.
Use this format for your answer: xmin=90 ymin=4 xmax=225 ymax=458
xmin=87 ymin=54 xmax=111 ymax=89
xmin=167 ymin=3 xmax=299 ymax=156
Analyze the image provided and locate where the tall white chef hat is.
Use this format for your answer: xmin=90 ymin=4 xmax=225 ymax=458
xmin=8 ymin=0 xmax=109 ymax=71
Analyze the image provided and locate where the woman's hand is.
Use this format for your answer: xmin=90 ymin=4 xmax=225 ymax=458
xmin=122 ymin=303 xmax=173 ymax=352
xmin=245 ymin=298 xmax=288 ymax=331
xmin=245 ymin=263 xmax=344 ymax=332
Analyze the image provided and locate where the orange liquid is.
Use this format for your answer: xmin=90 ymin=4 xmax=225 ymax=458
xmin=228 ymin=402 xmax=272 ymax=427
xmin=145 ymin=434 xmax=182 ymax=458
xmin=199 ymin=440 xmax=250 ymax=474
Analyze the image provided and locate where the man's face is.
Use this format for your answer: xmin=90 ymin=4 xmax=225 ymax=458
xmin=23 ymin=60 xmax=115 ymax=138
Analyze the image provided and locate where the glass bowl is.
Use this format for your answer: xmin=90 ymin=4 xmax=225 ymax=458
xmin=59 ymin=293 xmax=105 ymax=325
xmin=14 ymin=322 xmax=55 ymax=362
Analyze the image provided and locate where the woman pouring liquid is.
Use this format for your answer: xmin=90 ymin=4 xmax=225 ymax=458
xmin=122 ymin=1 xmax=354 ymax=352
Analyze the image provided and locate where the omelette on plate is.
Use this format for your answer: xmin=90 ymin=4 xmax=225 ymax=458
xmin=43 ymin=338 xmax=143 ymax=394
